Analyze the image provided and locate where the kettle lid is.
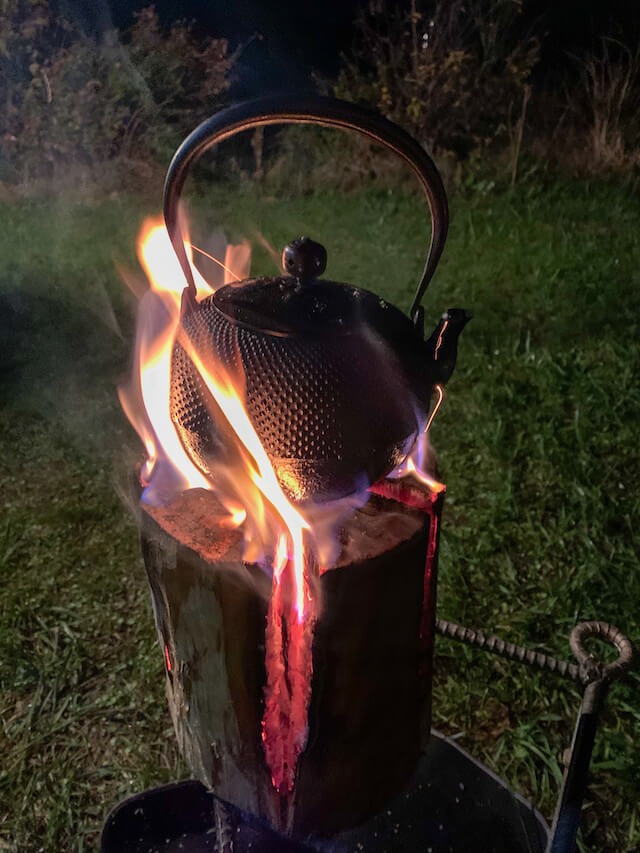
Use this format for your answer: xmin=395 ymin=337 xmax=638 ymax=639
xmin=211 ymin=237 xmax=419 ymax=340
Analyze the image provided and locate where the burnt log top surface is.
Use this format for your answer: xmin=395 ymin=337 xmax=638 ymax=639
xmin=141 ymin=486 xmax=428 ymax=571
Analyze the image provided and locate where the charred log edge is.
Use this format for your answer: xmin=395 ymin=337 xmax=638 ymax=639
xmin=369 ymin=479 xmax=444 ymax=746
xmin=369 ymin=477 xmax=444 ymax=512
xmin=420 ymin=490 xmax=445 ymax=715
xmin=371 ymin=479 xmax=445 ymax=685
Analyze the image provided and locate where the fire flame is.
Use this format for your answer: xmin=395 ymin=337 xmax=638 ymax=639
xmin=118 ymin=221 xmax=212 ymax=497
xmin=389 ymin=390 xmax=446 ymax=495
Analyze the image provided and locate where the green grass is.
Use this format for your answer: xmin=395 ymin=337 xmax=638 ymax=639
xmin=0 ymin=177 xmax=639 ymax=851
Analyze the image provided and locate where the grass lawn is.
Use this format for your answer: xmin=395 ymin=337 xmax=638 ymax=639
xmin=0 ymin=177 xmax=639 ymax=851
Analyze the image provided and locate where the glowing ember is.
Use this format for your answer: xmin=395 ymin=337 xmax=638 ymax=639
xmin=263 ymin=546 xmax=316 ymax=795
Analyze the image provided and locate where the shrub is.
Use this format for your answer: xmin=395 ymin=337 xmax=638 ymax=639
xmin=0 ymin=2 xmax=235 ymax=188
xmin=574 ymin=38 xmax=640 ymax=171
xmin=333 ymin=0 xmax=538 ymax=163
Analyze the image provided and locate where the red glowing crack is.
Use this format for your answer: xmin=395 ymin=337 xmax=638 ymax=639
xmin=262 ymin=558 xmax=316 ymax=796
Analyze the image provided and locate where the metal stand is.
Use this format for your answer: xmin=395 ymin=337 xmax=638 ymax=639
xmin=436 ymin=619 xmax=635 ymax=853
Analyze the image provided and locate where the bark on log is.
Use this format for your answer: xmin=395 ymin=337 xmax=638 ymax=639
xmin=139 ymin=481 xmax=443 ymax=838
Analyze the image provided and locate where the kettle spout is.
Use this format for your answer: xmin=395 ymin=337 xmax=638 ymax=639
xmin=426 ymin=308 xmax=471 ymax=385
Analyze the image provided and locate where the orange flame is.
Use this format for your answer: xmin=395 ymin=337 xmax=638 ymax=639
xmin=118 ymin=221 xmax=212 ymax=497
xmin=388 ymin=386 xmax=446 ymax=495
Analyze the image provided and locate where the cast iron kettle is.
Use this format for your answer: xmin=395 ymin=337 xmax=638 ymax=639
xmin=165 ymin=95 xmax=469 ymax=503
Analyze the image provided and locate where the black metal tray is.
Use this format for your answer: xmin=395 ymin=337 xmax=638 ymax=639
xmin=101 ymin=731 xmax=548 ymax=853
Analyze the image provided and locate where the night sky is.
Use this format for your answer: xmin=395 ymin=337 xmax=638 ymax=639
xmin=58 ymin=0 xmax=640 ymax=97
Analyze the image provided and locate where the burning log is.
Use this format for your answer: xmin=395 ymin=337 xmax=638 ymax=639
xmin=139 ymin=478 xmax=443 ymax=837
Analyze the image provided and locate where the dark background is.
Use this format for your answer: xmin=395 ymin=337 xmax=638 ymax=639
xmin=57 ymin=0 xmax=640 ymax=94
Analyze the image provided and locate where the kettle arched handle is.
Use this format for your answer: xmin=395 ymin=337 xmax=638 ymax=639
xmin=164 ymin=94 xmax=448 ymax=323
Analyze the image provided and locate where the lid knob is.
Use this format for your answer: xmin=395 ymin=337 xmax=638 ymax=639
xmin=282 ymin=237 xmax=327 ymax=284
